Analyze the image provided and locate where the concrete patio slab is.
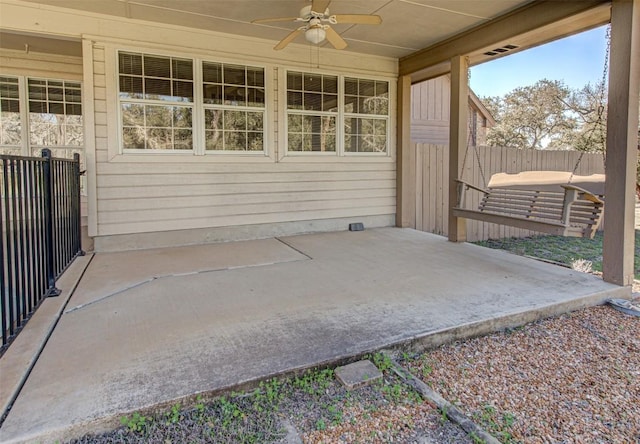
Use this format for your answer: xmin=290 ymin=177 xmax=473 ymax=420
xmin=0 ymin=254 xmax=93 ymax=423
xmin=0 ymin=228 xmax=629 ymax=443
xmin=66 ymin=237 xmax=309 ymax=309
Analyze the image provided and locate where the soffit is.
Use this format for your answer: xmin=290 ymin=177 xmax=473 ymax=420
xmin=13 ymin=0 xmax=531 ymax=58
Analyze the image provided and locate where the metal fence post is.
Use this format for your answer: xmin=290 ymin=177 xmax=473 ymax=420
xmin=42 ymin=149 xmax=60 ymax=297
xmin=73 ymin=153 xmax=85 ymax=257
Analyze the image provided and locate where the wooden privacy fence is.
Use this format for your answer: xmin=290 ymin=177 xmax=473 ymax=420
xmin=413 ymin=144 xmax=606 ymax=242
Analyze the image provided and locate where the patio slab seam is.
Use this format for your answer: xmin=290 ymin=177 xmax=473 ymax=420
xmin=64 ymin=257 xmax=311 ymax=314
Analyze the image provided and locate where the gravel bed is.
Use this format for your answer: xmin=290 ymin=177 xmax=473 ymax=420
xmin=69 ymin=357 xmax=472 ymax=444
xmin=406 ymin=303 xmax=640 ymax=443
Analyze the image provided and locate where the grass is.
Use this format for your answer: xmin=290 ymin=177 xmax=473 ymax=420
xmin=474 ymin=230 xmax=640 ymax=279
xmin=69 ymin=353 xmax=435 ymax=444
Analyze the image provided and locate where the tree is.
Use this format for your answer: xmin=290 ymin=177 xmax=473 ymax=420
xmin=558 ymin=83 xmax=607 ymax=153
xmin=484 ymin=79 xmax=577 ymax=150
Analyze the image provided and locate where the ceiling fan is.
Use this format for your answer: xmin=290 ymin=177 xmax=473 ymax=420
xmin=252 ymin=0 xmax=382 ymax=50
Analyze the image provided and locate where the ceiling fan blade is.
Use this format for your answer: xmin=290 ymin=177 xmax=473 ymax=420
xmin=324 ymin=26 xmax=347 ymax=50
xmin=333 ymin=14 xmax=382 ymax=25
xmin=252 ymin=16 xmax=298 ymax=24
xmin=274 ymin=28 xmax=302 ymax=50
xmin=312 ymin=0 xmax=331 ymax=14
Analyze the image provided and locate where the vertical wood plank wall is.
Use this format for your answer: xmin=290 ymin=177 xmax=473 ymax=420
xmin=414 ymin=143 xmax=606 ymax=241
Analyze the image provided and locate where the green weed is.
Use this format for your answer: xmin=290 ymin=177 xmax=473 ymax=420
xmin=120 ymin=412 xmax=151 ymax=433
xmin=293 ymin=368 xmax=334 ymax=396
xmin=165 ymin=403 xmax=181 ymax=424
xmin=315 ymin=418 xmax=327 ymax=431
xmin=371 ymin=352 xmax=393 ymax=372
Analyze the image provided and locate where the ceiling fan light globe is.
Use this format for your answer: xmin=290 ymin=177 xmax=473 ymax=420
xmin=305 ymin=27 xmax=326 ymax=44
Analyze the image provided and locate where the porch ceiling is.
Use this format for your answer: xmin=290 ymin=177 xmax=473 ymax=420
xmin=14 ymin=0 xmax=533 ymax=58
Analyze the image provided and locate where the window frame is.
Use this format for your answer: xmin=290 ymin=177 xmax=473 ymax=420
xmin=115 ymin=49 xmax=268 ymax=156
xmin=284 ymin=71 xmax=339 ymax=156
xmin=0 ymin=75 xmax=26 ymax=154
xmin=27 ymin=76 xmax=84 ymax=150
xmin=0 ymin=74 xmax=84 ymax=157
xmin=342 ymin=76 xmax=390 ymax=157
xmin=118 ymin=51 xmax=196 ymax=154
xmin=201 ymin=61 xmax=267 ymax=154
xmin=283 ymin=69 xmax=390 ymax=158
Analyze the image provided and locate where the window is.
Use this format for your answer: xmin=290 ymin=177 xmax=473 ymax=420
xmin=286 ymin=71 xmax=337 ymax=152
xmin=117 ymin=52 xmax=266 ymax=153
xmin=1 ymin=75 xmax=84 ymax=157
xmin=0 ymin=76 xmax=21 ymax=151
xmin=28 ymin=78 xmax=83 ymax=147
xmin=203 ymin=62 xmax=265 ymax=151
xmin=344 ymin=77 xmax=388 ymax=153
xmin=119 ymin=52 xmax=194 ymax=150
xmin=285 ymin=72 xmax=389 ymax=155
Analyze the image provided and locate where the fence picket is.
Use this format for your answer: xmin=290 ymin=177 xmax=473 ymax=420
xmin=0 ymin=149 xmax=83 ymax=352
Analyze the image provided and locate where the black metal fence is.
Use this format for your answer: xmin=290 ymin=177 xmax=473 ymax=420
xmin=1 ymin=149 xmax=83 ymax=351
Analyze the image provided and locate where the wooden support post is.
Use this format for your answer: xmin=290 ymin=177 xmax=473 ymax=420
xmin=396 ymin=75 xmax=415 ymax=228
xmin=448 ymin=56 xmax=468 ymax=242
xmin=603 ymin=0 xmax=640 ymax=286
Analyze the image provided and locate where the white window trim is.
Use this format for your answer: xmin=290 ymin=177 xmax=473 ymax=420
xmin=115 ymin=49 xmax=269 ymax=157
xmin=282 ymin=69 xmax=391 ymax=158
xmin=0 ymin=74 xmax=84 ymax=155
xmin=201 ymin=61 xmax=267 ymax=156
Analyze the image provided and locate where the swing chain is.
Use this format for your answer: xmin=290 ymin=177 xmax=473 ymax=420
xmin=459 ymin=59 xmax=488 ymax=188
xmin=568 ymin=24 xmax=610 ymax=184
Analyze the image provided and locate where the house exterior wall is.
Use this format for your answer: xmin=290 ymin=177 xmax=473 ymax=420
xmin=410 ymin=76 xmax=490 ymax=146
xmin=0 ymin=50 xmax=82 ymax=80
xmin=1 ymin=0 xmax=398 ymax=251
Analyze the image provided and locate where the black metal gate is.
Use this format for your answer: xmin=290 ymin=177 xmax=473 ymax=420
xmin=1 ymin=149 xmax=83 ymax=351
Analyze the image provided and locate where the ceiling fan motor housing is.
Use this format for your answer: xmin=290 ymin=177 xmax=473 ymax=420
xmin=300 ymin=4 xmax=328 ymax=20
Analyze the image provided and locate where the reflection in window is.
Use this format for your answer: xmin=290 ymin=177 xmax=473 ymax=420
xmin=0 ymin=76 xmax=21 ymax=148
xmin=344 ymin=77 xmax=388 ymax=153
xmin=286 ymin=71 xmax=337 ymax=152
xmin=118 ymin=51 xmax=194 ymax=150
xmin=203 ymin=62 xmax=265 ymax=151
xmin=28 ymin=78 xmax=83 ymax=147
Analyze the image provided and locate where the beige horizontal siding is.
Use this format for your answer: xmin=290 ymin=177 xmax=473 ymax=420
xmin=90 ymin=42 xmax=396 ymax=238
xmin=96 ymin=169 xmax=395 ymax=188
xmin=97 ymin=179 xmax=396 ymax=200
xmin=0 ymin=49 xmax=83 ymax=79
xmin=98 ymin=205 xmax=395 ymax=236
xmin=95 ymin=164 xmax=396 ymax=234
xmin=99 ymin=196 xmax=396 ymax=223
xmin=98 ymin=188 xmax=396 ymax=211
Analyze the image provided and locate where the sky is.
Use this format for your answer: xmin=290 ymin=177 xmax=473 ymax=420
xmin=470 ymin=25 xmax=608 ymax=99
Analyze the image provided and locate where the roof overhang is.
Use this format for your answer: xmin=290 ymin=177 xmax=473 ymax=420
xmin=401 ymin=0 xmax=612 ymax=83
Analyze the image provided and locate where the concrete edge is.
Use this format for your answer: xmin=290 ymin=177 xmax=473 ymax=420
xmin=0 ymin=254 xmax=94 ymax=427
xmin=393 ymin=285 xmax=631 ymax=355
xmin=9 ymin=283 xmax=630 ymax=444
xmin=93 ymin=215 xmax=395 ymax=252
xmin=384 ymin=354 xmax=501 ymax=444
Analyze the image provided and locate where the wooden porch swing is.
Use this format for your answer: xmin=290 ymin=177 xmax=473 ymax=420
xmin=452 ymin=170 xmax=605 ymax=238
xmin=453 ymin=28 xmax=610 ymax=240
